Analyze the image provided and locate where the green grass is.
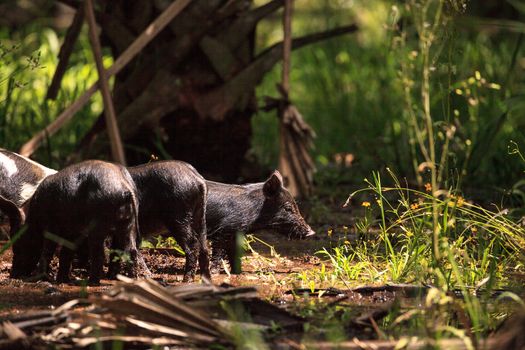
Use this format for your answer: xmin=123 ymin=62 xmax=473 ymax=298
xmin=314 ymin=169 xmax=522 ymax=285
xmin=141 ymin=236 xmax=185 ymax=256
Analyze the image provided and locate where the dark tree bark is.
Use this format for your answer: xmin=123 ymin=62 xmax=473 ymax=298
xmin=74 ymin=0 xmax=357 ymax=181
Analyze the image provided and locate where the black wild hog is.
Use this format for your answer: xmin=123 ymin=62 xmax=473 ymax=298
xmin=11 ymin=160 xmax=140 ymax=285
xmin=127 ymin=161 xmax=210 ymax=281
xmin=0 ymin=149 xmax=56 ymax=233
xmin=206 ymin=170 xmax=315 ymax=271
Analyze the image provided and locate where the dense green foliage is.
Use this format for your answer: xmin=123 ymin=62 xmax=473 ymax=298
xmin=254 ymin=0 xmax=525 ymax=194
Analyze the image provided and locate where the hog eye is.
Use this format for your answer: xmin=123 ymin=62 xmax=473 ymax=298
xmin=284 ymin=203 xmax=293 ymax=212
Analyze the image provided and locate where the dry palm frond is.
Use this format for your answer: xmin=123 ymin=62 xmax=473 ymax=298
xmin=0 ymin=276 xmax=304 ymax=349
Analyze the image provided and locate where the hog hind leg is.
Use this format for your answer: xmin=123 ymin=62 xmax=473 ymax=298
xmin=168 ymin=220 xmax=200 ymax=282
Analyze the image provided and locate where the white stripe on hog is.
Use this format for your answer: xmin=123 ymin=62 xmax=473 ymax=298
xmin=19 ymin=182 xmax=39 ymax=203
xmin=0 ymin=152 xmax=18 ymax=177
xmin=14 ymin=153 xmax=57 ymax=176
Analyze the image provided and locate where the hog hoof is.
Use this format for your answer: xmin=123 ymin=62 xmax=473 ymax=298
xmin=23 ymin=272 xmax=52 ymax=283
xmin=87 ymin=278 xmax=101 ymax=286
xmin=44 ymin=286 xmax=60 ymax=295
xmin=200 ymin=271 xmax=212 ymax=282
xmin=210 ymin=258 xmax=228 ymax=275
xmin=56 ymin=275 xmax=72 ymax=285
xmin=9 ymin=272 xmax=25 ymax=280
xmin=139 ymin=270 xmax=152 ymax=279
xmin=137 ymin=255 xmax=152 ymax=277
xmin=10 ymin=268 xmax=35 ymax=280
xmin=182 ymin=274 xmax=195 ymax=283
xmin=107 ymin=261 xmax=121 ymax=280
xmin=154 ymin=278 xmax=169 ymax=286
xmin=106 ymin=269 xmax=116 ymax=280
xmin=124 ymin=267 xmax=139 ymax=279
xmin=138 ymin=265 xmax=152 ymax=278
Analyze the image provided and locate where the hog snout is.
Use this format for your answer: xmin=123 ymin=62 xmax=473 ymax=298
xmin=289 ymin=224 xmax=316 ymax=240
xmin=299 ymin=226 xmax=316 ymax=239
xmin=305 ymin=227 xmax=316 ymax=237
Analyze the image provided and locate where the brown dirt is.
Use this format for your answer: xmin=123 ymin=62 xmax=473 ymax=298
xmin=0 ymin=197 xmax=360 ymax=319
xmin=0 ymin=236 xmax=327 ymax=318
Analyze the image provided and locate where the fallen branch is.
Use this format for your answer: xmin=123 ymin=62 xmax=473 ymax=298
xmin=217 ymin=0 xmax=284 ymax=50
xmin=85 ymin=0 xmax=126 ymax=164
xmin=45 ymin=6 xmax=84 ymax=101
xmin=194 ymin=24 xmax=359 ymax=121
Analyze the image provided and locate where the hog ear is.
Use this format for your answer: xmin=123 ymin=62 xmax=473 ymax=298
xmin=263 ymin=171 xmax=283 ymax=197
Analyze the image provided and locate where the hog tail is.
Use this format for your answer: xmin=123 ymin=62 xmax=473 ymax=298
xmin=194 ymin=182 xmax=211 ymax=279
xmin=129 ymin=188 xmax=141 ymax=245
xmin=193 ymin=184 xmax=207 ymax=247
xmin=119 ymin=167 xmax=142 ymax=245
xmin=0 ymin=194 xmax=24 ymax=236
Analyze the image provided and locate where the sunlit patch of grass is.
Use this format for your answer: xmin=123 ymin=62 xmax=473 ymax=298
xmin=141 ymin=236 xmax=184 ymax=256
xmin=303 ymin=167 xmax=525 ymax=285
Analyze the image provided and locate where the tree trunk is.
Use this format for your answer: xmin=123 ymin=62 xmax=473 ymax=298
xmin=75 ymin=0 xmax=258 ymax=180
xmin=75 ymin=0 xmax=357 ymax=181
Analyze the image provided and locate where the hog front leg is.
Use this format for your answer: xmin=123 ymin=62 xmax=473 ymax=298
xmin=36 ymin=239 xmax=58 ymax=281
xmin=11 ymin=226 xmax=43 ymax=279
xmin=210 ymin=232 xmax=239 ymax=274
xmin=170 ymin=222 xmax=200 ymax=282
xmin=108 ymin=231 xmax=139 ymax=279
xmin=88 ymin=238 xmax=105 ymax=285
xmin=56 ymin=247 xmax=74 ymax=283
xmin=210 ymin=234 xmax=231 ymax=273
